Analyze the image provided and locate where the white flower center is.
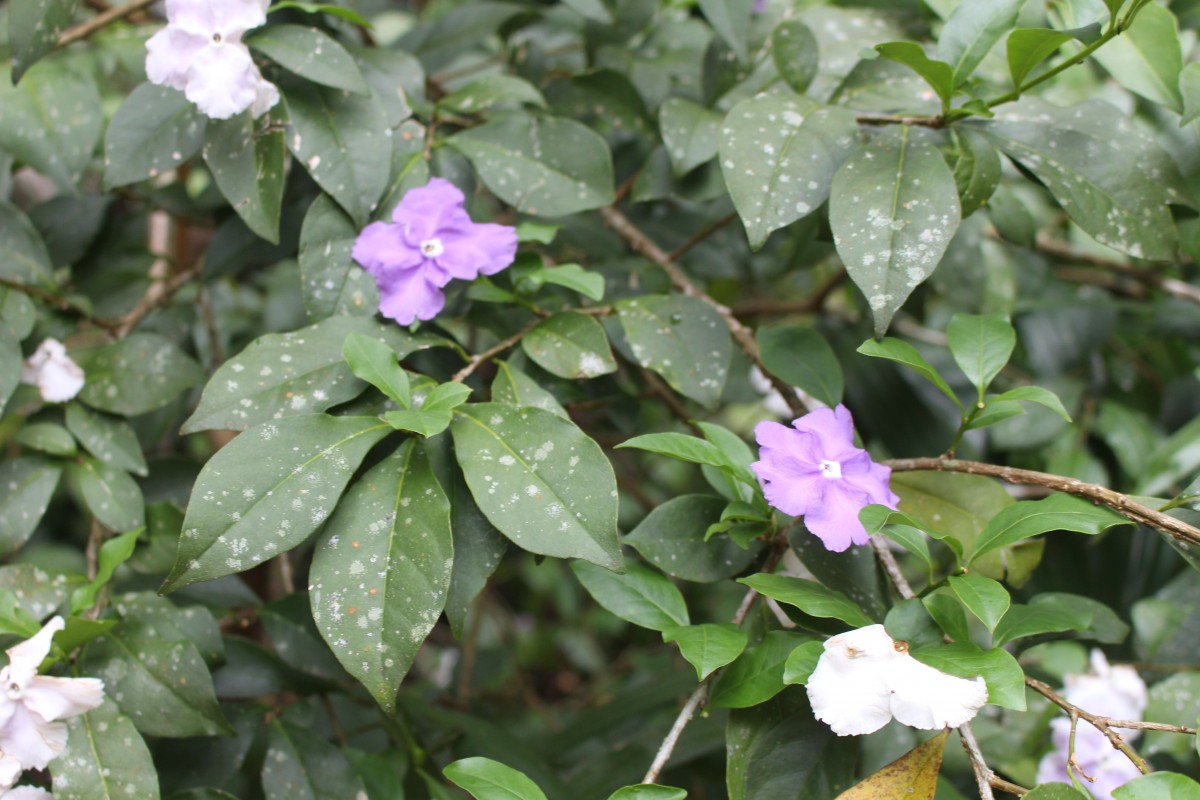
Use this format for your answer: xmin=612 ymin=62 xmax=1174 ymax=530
xmin=819 ymin=459 xmax=842 ymax=479
xmin=420 ymin=238 xmax=444 ymax=258
xmin=212 ymin=32 xmax=223 ymax=44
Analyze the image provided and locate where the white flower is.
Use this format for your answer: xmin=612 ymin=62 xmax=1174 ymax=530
xmin=20 ymin=339 xmax=85 ymax=403
xmin=145 ymin=0 xmax=279 ymax=120
xmin=2 ymin=787 xmax=54 ymax=800
xmin=806 ymin=624 xmax=988 ymax=736
xmin=0 ymin=617 xmax=104 ymax=771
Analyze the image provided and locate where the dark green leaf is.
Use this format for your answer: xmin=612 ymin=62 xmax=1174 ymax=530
xmin=987 ymin=386 xmax=1072 ymax=421
xmin=75 ymin=333 xmax=204 ymax=417
xmin=444 ymin=757 xmax=548 ymax=800
xmin=781 ymin=640 xmax=824 ymax=685
xmin=246 ymin=24 xmax=368 ymax=93
xmin=0 ymin=456 xmax=62 ymax=556
xmin=1113 ymin=773 xmax=1200 ymax=799
xmin=832 ymin=126 xmax=961 ymax=336
xmin=9 ymin=0 xmax=79 ymax=81
xmin=203 ymin=112 xmax=286 ymax=244
xmin=263 ymin=721 xmax=367 ymax=800
xmin=516 ymin=263 xmax=605 ymax=301
xmin=104 ymin=83 xmax=207 ymax=189
xmin=342 ymin=331 xmax=411 ymax=406
xmin=66 ymin=457 xmax=144 ymax=533
xmin=608 ymin=787 xmax=688 ymax=800
xmin=267 ymin=1 xmax=374 ymax=28
xmin=738 ymin=574 xmax=874 ymax=627
xmin=949 ymin=129 xmax=1001 ymax=216
xmin=757 ymin=325 xmax=843 ymax=407
xmin=0 ymin=200 xmax=54 ymax=286
xmin=0 ymin=61 xmax=102 ymax=190
xmin=573 ymin=561 xmax=689 ymax=631
xmin=663 ymin=622 xmax=748 ymax=680
xmin=659 ymin=97 xmax=721 ymax=177
xmin=857 ymin=337 xmax=962 ymax=409
xmin=161 ymin=415 xmax=390 ymax=592
xmin=772 ymin=20 xmax=820 ymax=93
xmin=947 ymin=573 xmax=1010 ymax=633
xmin=625 ymin=495 xmax=761 ymax=583
xmin=297 ymin=193 xmax=379 ymax=320
xmin=969 ymin=493 xmax=1130 ymax=564
xmin=874 ymin=42 xmax=954 ymax=106
xmin=491 ymin=361 xmax=568 ymax=419
xmin=946 ymin=313 xmax=1015 ymax=398
xmin=616 ymin=294 xmax=732 ymax=408
xmin=521 ymin=312 xmax=615 ymax=380
xmin=698 ymin=0 xmax=754 ymax=62
xmin=440 ymin=74 xmax=546 ymax=114
xmin=65 ymin=403 xmax=147 ymax=476
xmin=14 ymin=421 xmax=76 ymax=456
xmin=54 ymin=700 xmax=160 ymax=800
xmin=711 ymin=630 xmax=808 ymax=708
xmin=910 ymin=642 xmax=1026 ymax=710
xmin=451 ymin=403 xmax=622 ymax=570
xmin=937 ymin=0 xmax=1026 ymax=87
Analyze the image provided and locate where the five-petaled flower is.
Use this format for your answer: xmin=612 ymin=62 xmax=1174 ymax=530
xmin=352 ymin=178 xmax=519 ymax=326
xmin=20 ymin=339 xmax=85 ymax=404
xmin=806 ymin=624 xmax=988 ymax=736
xmin=750 ymin=404 xmax=898 ymax=552
xmin=0 ymin=617 xmax=104 ymax=773
xmin=145 ymin=0 xmax=279 ymax=120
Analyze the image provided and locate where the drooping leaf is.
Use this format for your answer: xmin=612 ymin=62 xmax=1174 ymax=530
xmin=757 ymin=325 xmax=844 ymax=407
xmin=450 ymin=112 xmax=615 ymax=216
xmin=53 ymin=700 xmax=160 ymax=800
xmin=719 ymin=94 xmax=858 ymax=249
xmin=856 ymin=337 xmax=962 ymax=410
xmin=310 ymin=440 xmax=453 ymax=711
xmin=104 ymin=83 xmax=207 ymax=188
xmin=521 ymin=312 xmax=617 ymax=380
xmin=1090 ymin=2 xmax=1184 ymax=112
xmin=9 ymin=0 xmax=79 ymax=82
xmin=451 ymin=403 xmax=622 ymax=570
xmin=663 ymin=623 xmax=749 ymax=680
xmin=969 ymin=493 xmax=1130 ymax=564
xmin=161 ymin=415 xmax=391 ymax=592
xmin=246 ymin=24 xmax=368 ymax=94
xmin=203 ymin=112 xmax=286 ymax=243
xmin=738 ymin=574 xmax=875 ymax=627
xmin=444 ymin=757 xmax=548 ymax=800
xmin=659 ymin=97 xmax=721 ymax=177
xmin=74 ymin=333 xmax=204 ymax=417
xmin=572 ymin=561 xmax=689 ymax=632
xmin=837 ymin=730 xmax=949 ymax=800
xmin=831 ymin=126 xmax=961 ymax=336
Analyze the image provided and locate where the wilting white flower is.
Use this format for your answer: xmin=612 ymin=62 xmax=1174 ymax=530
xmin=0 ymin=617 xmax=104 ymax=771
xmin=2 ymin=787 xmax=54 ymax=800
xmin=806 ymin=624 xmax=988 ymax=736
xmin=20 ymin=339 xmax=84 ymax=403
xmin=1035 ymin=651 xmax=1147 ymax=800
xmin=145 ymin=0 xmax=279 ymax=120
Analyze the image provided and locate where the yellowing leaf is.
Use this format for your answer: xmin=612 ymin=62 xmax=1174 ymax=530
xmin=836 ymin=730 xmax=949 ymax=800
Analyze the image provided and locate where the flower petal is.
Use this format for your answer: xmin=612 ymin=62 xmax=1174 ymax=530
xmin=806 ymin=654 xmax=893 ymax=736
xmin=0 ymin=753 xmax=21 ymax=791
xmin=0 ymin=704 xmax=65 ymax=770
xmin=4 ymin=786 xmax=57 ymax=800
xmin=391 ymin=178 xmax=467 ymax=243
xmin=376 ymin=269 xmax=447 ymax=325
xmin=183 ymin=43 xmax=261 ymax=120
xmin=800 ymin=484 xmax=874 ymax=551
xmin=352 ymin=221 xmax=424 ymax=277
xmin=435 ymin=221 xmax=518 ymax=280
xmin=886 ymin=657 xmax=988 ymax=730
xmin=5 ymin=617 xmax=64 ymax=690
xmin=23 ymin=676 xmax=104 ymax=723
xmin=145 ymin=27 xmax=206 ymax=91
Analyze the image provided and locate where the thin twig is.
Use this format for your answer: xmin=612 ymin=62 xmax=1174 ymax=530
xmin=57 ymin=0 xmax=156 ymax=48
xmin=1105 ymin=719 xmax=1198 ymax=735
xmin=1031 ymin=232 xmax=1200 ymax=305
xmin=731 ymin=270 xmax=848 ymax=318
xmin=885 ymin=457 xmax=1200 ymax=548
xmin=640 ymin=369 xmax=701 ymax=435
xmin=0 ymin=277 xmax=117 ymax=332
xmin=871 ymin=538 xmax=914 ymax=599
xmin=450 ymin=321 xmax=539 ymax=383
xmin=1026 ymin=677 xmax=1150 ymax=775
xmin=989 ymin=775 xmax=1029 ymax=796
xmin=114 ymin=262 xmax=203 ymax=338
xmin=856 ymin=112 xmax=945 ymax=129
xmin=599 ymin=206 xmax=810 ymax=418
xmin=668 ymin=212 xmax=739 ymax=261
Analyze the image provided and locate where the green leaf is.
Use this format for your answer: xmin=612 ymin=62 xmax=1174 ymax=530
xmin=1090 ymin=2 xmax=1184 ymax=112
xmin=84 ymin=621 xmax=232 ymax=736
xmin=617 ymin=433 xmax=755 ymax=492
xmin=440 ymin=74 xmax=546 ymax=114
xmin=857 ymin=337 xmax=962 ymax=410
xmin=698 ymin=0 xmax=753 ymax=62
xmin=450 ymin=112 xmax=614 ymax=216
xmin=1006 ymin=28 xmax=1075 ymax=88
xmin=615 ymin=294 xmax=732 ymax=408
xmin=718 ymin=95 xmax=858 ymax=249
xmin=70 ymin=528 xmax=141 ymax=615
xmin=772 ymin=19 xmax=820 ymax=93
xmin=444 ymin=757 xmax=548 ymax=800
xmin=947 ymin=573 xmax=1010 ymax=633
xmin=263 ymin=721 xmax=367 ymax=800
xmin=1182 ymin=63 xmax=1200 ymax=126
xmin=521 ymin=312 xmax=616 ymax=379
xmin=0 ymin=61 xmax=103 ymax=191
xmin=910 ymin=642 xmax=1026 ymax=710
xmin=104 ymin=83 xmax=207 ymax=189
xmin=970 ymin=98 xmax=1186 ymax=261
xmin=756 ymin=325 xmax=843 ymax=407
xmin=281 ymin=77 xmax=390 ymax=226
xmin=659 ymin=97 xmax=721 ymax=177
xmin=663 ymin=623 xmax=748 ymax=680
xmin=66 ymin=457 xmax=144 ymax=533
xmin=924 ymin=589 xmax=972 ymax=642
xmin=516 ymin=263 xmax=605 ymax=301
xmin=0 ymin=336 xmax=16 ymax=417
xmin=573 ymin=561 xmax=689 ymax=631
xmin=1023 ymin=786 xmax=1090 ymax=800
xmin=878 ymin=524 xmax=935 ymax=578
xmin=987 ymin=386 xmax=1072 ymax=421
xmin=267 ymin=1 xmax=374 ymax=28
xmin=726 ymin=686 xmax=857 ymax=800
xmin=14 ymin=421 xmax=76 ymax=456
xmin=423 ymin=382 xmax=473 ymax=414
xmin=0 ymin=200 xmax=54 ymax=286
xmin=491 ymin=361 xmax=568 ymax=419
xmin=161 ymin=415 xmax=390 ymax=592
xmin=514 ymin=222 xmax=559 ymax=245
xmin=0 ymin=564 xmax=72 ymax=621
xmin=892 ymin=471 xmax=1014 ymax=575
xmin=738 ymin=574 xmax=875 ymax=627
xmin=74 ymin=333 xmax=204 ymax=417
xmin=946 ymin=313 xmax=1015 ymax=398
xmin=451 ymin=403 xmax=622 ymax=570
xmin=937 ymin=0 xmax=1026 ymax=87
xmin=203 ymin=112 xmax=286 ymax=244
xmin=832 ymin=126 xmax=962 ymax=336
xmin=9 ymin=0 xmax=79 ymax=81
xmin=53 ymin=700 xmax=160 ymax=800
xmin=711 ymin=631 xmax=808 ymax=708
xmin=1113 ymin=773 xmax=1200 ymax=799
xmin=112 ymin=591 xmax=224 ymax=666
xmin=342 ymin=332 xmax=411 ymax=406
xmin=992 ymin=599 xmax=1093 ymax=646
xmin=607 ymin=787 xmax=688 ymax=800
xmin=949 ymin=129 xmax=1001 ymax=216
xmin=310 ymin=440 xmax=452 ymax=711
xmin=969 ymin=493 xmax=1130 ymax=564
xmin=625 ymin=495 xmax=760 ymax=583
xmin=246 ymin=24 xmax=368 ymax=94
xmin=65 ymin=403 xmax=147 ymax=476
xmin=297 ymin=193 xmax=379 ymax=320
xmin=182 ymin=317 xmax=443 ymax=433
xmin=874 ymin=42 xmax=955 ymax=107
xmin=781 ymin=640 xmax=824 ymax=685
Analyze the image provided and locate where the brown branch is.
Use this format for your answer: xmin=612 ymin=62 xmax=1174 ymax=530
xmin=856 ymin=112 xmax=946 ymax=129
xmin=989 ymin=775 xmax=1029 ymax=797
xmin=599 ymin=206 xmax=810 ymax=417
xmin=0 ymin=277 xmax=117 ymax=332
xmin=450 ymin=321 xmax=539 ymax=383
xmin=114 ymin=261 xmax=203 ymax=338
xmin=640 ymin=369 xmax=701 ymax=435
xmin=731 ymin=270 xmax=848 ymax=318
xmin=1026 ymin=677 xmax=1150 ymax=775
xmin=57 ymin=0 xmax=156 ymax=48
xmin=668 ymin=212 xmax=739 ymax=261
xmin=885 ymin=457 xmax=1200 ymax=548
xmin=1030 ymin=232 xmax=1200 ymax=305
xmin=1104 ymin=719 xmax=1198 ymax=735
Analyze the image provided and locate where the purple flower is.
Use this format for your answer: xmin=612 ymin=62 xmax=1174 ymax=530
xmin=351 ymin=178 xmax=518 ymax=325
xmin=750 ymin=404 xmax=898 ymax=552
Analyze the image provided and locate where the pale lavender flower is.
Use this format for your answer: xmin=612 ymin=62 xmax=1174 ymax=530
xmin=145 ymin=0 xmax=279 ymax=119
xmin=352 ymin=178 xmax=518 ymax=325
xmin=0 ymin=617 xmax=104 ymax=771
xmin=751 ymin=404 xmax=898 ymax=552
xmin=20 ymin=339 xmax=84 ymax=403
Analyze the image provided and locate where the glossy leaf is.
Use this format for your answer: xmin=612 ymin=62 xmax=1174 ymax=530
xmin=522 ymin=312 xmax=617 ymax=379
xmin=162 ymin=415 xmax=390 ymax=592
xmin=832 ymin=126 xmax=961 ymax=336
xmin=451 ymin=403 xmax=622 ymax=570
xmin=203 ymin=112 xmax=286 ymax=244
xmin=911 ymin=642 xmax=1026 ymax=710
xmin=946 ymin=313 xmax=1015 ymax=398
xmin=937 ymin=0 xmax=1026 ymax=87
xmin=608 ymin=787 xmax=688 ymax=800
xmin=738 ymin=574 xmax=875 ymax=627
xmin=781 ymin=640 xmax=824 ymax=685
xmin=663 ymin=623 xmax=748 ymax=680
xmin=573 ymin=561 xmax=689 ymax=631
xmin=857 ymin=337 xmax=962 ymax=410
xmin=54 ymin=700 xmax=159 ymax=800
xmin=444 ymin=757 xmax=548 ymax=800
xmin=1091 ymin=2 xmax=1183 ymax=112
xmin=947 ymin=573 xmax=1010 ymax=633
xmin=297 ymin=193 xmax=380 ymax=320
xmin=969 ymin=493 xmax=1130 ymax=564
xmin=625 ymin=495 xmax=760 ymax=582
xmin=246 ymin=24 xmax=368 ymax=94
xmin=616 ymin=294 xmax=732 ymax=408
xmin=1006 ymin=28 xmax=1074 ymax=88
xmin=262 ymin=721 xmax=368 ymax=800
xmin=342 ymin=331 xmax=411 ymax=406
xmin=74 ymin=333 xmax=204 ymax=417
xmin=490 ymin=361 xmax=568 ymax=419
xmin=711 ymin=631 xmax=808 ymax=708
xmin=104 ymin=83 xmax=206 ymax=188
